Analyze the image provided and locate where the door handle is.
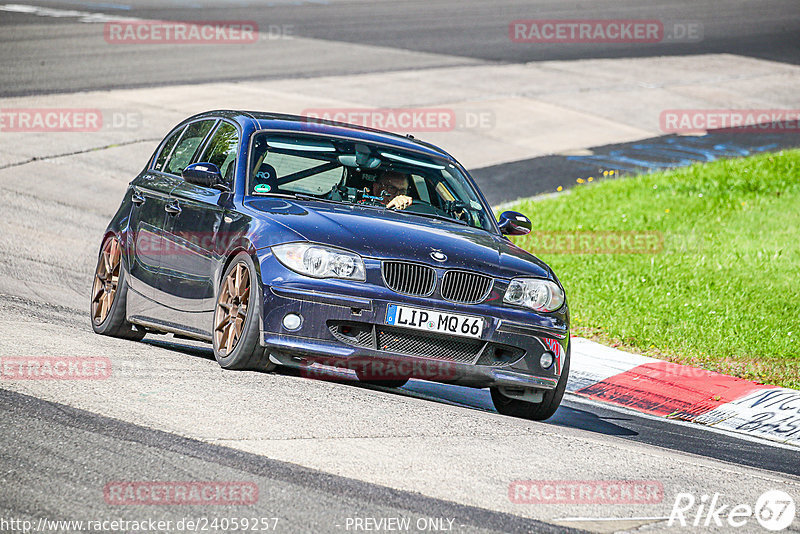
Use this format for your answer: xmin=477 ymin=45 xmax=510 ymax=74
xmin=131 ymin=191 xmax=146 ymax=205
xmin=165 ymin=201 xmax=181 ymax=215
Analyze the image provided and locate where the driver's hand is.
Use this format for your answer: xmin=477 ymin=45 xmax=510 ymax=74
xmin=387 ymin=195 xmax=412 ymax=210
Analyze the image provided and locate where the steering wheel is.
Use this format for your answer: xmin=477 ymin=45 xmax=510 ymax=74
xmin=403 ymin=201 xmax=441 ymax=215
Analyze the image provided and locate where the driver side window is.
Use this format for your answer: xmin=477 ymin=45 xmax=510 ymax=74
xmin=153 ymin=126 xmax=184 ymax=172
xmin=163 ymin=120 xmax=215 ymax=176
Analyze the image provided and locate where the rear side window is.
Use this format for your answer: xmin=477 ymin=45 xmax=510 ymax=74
xmin=198 ymin=122 xmax=239 ymax=185
xmin=153 ymin=126 xmax=184 ymax=172
xmin=164 ymin=120 xmax=215 ymax=176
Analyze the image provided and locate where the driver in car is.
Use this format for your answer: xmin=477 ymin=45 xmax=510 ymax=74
xmin=372 ymin=171 xmax=413 ymax=210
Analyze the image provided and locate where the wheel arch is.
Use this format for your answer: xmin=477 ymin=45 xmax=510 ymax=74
xmin=99 ymin=229 xmax=133 ymax=275
xmin=216 ymin=239 xmax=265 ymax=303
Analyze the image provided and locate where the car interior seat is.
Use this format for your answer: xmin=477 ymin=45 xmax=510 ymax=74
xmin=252 ymin=163 xmax=278 ymax=191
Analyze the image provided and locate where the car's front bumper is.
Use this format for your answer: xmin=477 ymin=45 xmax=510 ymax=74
xmin=259 ymin=260 xmax=569 ymax=390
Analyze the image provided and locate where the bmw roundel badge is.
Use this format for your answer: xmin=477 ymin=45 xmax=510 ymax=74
xmin=430 ymin=249 xmax=447 ymax=262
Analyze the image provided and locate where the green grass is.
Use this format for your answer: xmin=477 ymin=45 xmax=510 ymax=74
xmin=507 ymin=150 xmax=800 ymax=389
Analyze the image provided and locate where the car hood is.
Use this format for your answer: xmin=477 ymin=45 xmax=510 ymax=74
xmin=244 ymin=197 xmax=551 ymax=280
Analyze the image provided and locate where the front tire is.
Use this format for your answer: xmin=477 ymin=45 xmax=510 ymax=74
xmin=90 ymin=235 xmax=145 ymax=341
xmin=491 ymin=343 xmax=570 ymax=421
xmin=212 ymin=252 xmax=275 ymax=371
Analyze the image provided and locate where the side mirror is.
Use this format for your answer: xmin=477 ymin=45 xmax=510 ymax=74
xmin=182 ymin=162 xmax=227 ymax=190
xmin=498 ymin=211 xmax=532 ymax=236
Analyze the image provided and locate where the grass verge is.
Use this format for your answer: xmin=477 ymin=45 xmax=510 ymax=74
xmin=508 ymin=150 xmax=800 ymax=389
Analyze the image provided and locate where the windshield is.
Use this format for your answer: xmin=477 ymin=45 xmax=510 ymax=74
xmin=248 ymin=133 xmax=495 ymax=231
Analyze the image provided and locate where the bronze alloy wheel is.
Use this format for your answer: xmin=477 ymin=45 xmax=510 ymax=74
xmin=91 ymin=237 xmax=121 ymax=326
xmin=214 ymin=262 xmax=251 ymax=355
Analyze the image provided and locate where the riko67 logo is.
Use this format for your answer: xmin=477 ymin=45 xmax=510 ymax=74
xmin=669 ymin=490 xmax=795 ymax=531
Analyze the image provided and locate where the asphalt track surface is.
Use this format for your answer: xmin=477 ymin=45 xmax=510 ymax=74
xmin=0 ymin=388 xmax=573 ymax=534
xmin=1 ymin=0 xmax=799 ymax=96
xmin=1 ymin=1 xmax=800 ymax=533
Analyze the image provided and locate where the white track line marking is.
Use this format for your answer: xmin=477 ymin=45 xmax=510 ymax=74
xmin=0 ymin=3 xmax=139 ymax=22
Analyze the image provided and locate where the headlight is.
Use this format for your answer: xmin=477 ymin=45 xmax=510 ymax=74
xmin=504 ymin=278 xmax=565 ymax=312
xmin=272 ymin=243 xmax=366 ymax=281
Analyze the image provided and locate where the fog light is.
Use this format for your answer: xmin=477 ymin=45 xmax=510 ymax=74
xmin=540 ymin=351 xmax=555 ymax=369
xmin=283 ymin=313 xmax=302 ymax=331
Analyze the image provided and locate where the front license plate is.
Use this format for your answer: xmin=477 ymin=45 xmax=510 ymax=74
xmin=385 ymin=304 xmax=484 ymax=339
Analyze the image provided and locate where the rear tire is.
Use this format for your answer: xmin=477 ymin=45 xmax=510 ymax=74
xmin=212 ymin=252 xmax=275 ymax=371
xmin=90 ymin=235 xmax=146 ymax=341
xmin=491 ymin=342 xmax=570 ymax=421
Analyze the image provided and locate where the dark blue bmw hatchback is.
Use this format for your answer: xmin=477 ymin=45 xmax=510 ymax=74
xmin=91 ymin=110 xmax=570 ymax=420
